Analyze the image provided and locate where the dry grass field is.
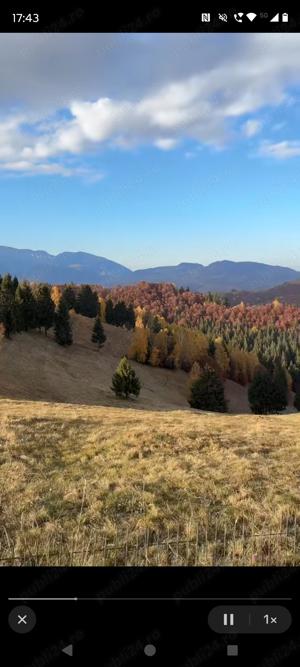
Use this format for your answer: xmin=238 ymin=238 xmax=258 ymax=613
xmin=0 ymin=313 xmax=299 ymax=565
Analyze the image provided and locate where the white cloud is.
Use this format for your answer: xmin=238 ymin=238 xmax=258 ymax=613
xmin=153 ymin=138 xmax=179 ymax=150
xmin=259 ymin=141 xmax=300 ymax=159
xmin=243 ymin=119 xmax=262 ymax=137
xmin=1 ymin=34 xmax=300 ymax=176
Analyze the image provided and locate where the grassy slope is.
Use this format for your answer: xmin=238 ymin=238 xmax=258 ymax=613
xmin=0 ymin=313 xmax=299 ymax=565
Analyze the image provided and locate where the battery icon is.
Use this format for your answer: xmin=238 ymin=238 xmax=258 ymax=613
xmin=282 ymin=13 xmax=289 ymax=22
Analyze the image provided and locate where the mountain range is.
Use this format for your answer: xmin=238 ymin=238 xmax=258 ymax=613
xmin=1 ymin=245 xmax=300 ymax=292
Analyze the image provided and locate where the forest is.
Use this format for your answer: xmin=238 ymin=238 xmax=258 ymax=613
xmin=1 ymin=275 xmax=300 ymax=412
xmin=99 ymin=282 xmax=300 ymax=381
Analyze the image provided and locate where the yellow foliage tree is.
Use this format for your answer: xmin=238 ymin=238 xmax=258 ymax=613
xmin=99 ymin=297 xmax=106 ymax=322
xmin=135 ymin=305 xmax=146 ymax=328
xmin=214 ymin=337 xmax=230 ymax=378
xmin=272 ymin=298 xmax=282 ymax=311
xmin=149 ymin=330 xmax=168 ymax=367
xmin=173 ymin=327 xmax=208 ymax=372
xmin=229 ymin=349 xmax=248 ymax=385
xmin=51 ymin=285 xmax=62 ymax=306
xmin=128 ymin=327 xmax=149 ymax=363
xmin=230 ymin=348 xmax=260 ymax=385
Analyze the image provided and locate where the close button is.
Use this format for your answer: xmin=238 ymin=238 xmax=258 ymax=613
xmin=8 ymin=605 xmax=37 ymax=634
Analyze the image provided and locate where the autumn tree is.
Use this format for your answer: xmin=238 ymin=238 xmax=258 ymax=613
xmin=142 ymin=312 xmax=162 ymax=333
xmin=128 ymin=327 xmax=149 ymax=363
xmin=111 ymin=356 xmax=141 ymax=399
xmin=214 ymin=337 xmax=230 ymax=378
xmin=91 ymin=316 xmax=106 ymax=348
xmin=173 ymin=327 xmax=208 ymax=372
xmin=99 ymin=297 xmax=106 ymax=322
xmin=149 ymin=330 xmax=168 ymax=367
xmin=51 ymin=285 xmax=62 ymax=306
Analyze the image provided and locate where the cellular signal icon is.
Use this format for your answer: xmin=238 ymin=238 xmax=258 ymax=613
xmin=246 ymin=13 xmax=257 ymax=21
xmin=270 ymin=13 xmax=280 ymax=22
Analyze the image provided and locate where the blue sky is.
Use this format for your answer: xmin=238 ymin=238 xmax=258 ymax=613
xmin=0 ymin=33 xmax=300 ymax=269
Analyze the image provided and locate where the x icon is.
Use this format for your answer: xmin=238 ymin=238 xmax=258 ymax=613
xmin=17 ymin=614 xmax=28 ymax=625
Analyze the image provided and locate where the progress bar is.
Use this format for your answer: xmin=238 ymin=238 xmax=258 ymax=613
xmin=8 ymin=597 xmax=293 ymax=601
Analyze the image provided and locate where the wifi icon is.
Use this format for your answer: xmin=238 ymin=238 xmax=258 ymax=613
xmin=246 ymin=12 xmax=257 ymax=21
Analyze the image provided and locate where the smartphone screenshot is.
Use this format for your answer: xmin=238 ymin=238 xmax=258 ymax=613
xmin=1 ymin=5 xmax=300 ymax=665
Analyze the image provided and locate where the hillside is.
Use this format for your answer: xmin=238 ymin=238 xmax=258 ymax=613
xmin=1 ymin=245 xmax=300 ymax=291
xmin=0 ymin=312 xmax=253 ymax=413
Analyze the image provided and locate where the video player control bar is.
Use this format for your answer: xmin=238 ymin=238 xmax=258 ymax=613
xmin=208 ymin=605 xmax=292 ymax=634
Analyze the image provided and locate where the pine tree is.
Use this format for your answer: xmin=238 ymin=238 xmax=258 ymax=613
xmin=0 ymin=274 xmax=17 ymax=337
xmin=111 ymin=356 xmax=141 ymax=399
xmin=91 ymin=316 xmax=106 ymax=348
xmin=248 ymin=370 xmax=274 ymax=414
xmin=105 ymin=298 xmax=114 ymax=324
xmin=35 ymin=284 xmax=55 ymax=334
xmin=15 ymin=282 xmax=36 ymax=331
xmin=0 ymin=297 xmax=15 ymax=338
xmin=294 ymin=387 xmax=300 ymax=411
xmin=1 ymin=273 xmax=15 ymax=295
xmin=75 ymin=285 xmax=98 ymax=318
xmin=188 ymin=366 xmax=227 ymax=412
xmin=61 ymin=285 xmax=76 ymax=311
xmin=54 ymin=300 xmax=73 ymax=346
xmin=272 ymin=365 xmax=288 ymax=412
xmin=126 ymin=304 xmax=135 ymax=330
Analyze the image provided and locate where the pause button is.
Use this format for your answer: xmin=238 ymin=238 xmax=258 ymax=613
xmin=223 ymin=613 xmax=235 ymax=626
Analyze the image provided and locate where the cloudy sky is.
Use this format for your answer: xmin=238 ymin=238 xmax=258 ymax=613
xmin=0 ymin=32 xmax=300 ymax=268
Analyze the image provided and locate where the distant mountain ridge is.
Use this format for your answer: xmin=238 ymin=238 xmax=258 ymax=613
xmin=1 ymin=245 xmax=300 ymax=292
xmin=225 ymin=280 xmax=300 ymax=307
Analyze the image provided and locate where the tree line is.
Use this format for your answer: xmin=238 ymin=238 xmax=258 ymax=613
xmin=0 ymin=275 xmax=106 ymax=348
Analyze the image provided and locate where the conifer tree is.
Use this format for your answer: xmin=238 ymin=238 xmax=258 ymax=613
xmin=0 ymin=274 xmax=16 ymax=337
xmin=105 ymin=298 xmax=114 ymax=324
xmin=75 ymin=285 xmax=98 ymax=318
xmin=15 ymin=281 xmax=36 ymax=331
xmin=0 ymin=298 xmax=15 ymax=338
xmin=61 ymin=285 xmax=76 ymax=311
xmin=111 ymin=356 xmax=141 ymax=399
xmin=1 ymin=273 xmax=15 ymax=294
xmin=272 ymin=364 xmax=288 ymax=412
xmin=189 ymin=366 xmax=227 ymax=412
xmin=54 ymin=300 xmax=73 ymax=346
xmin=35 ymin=284 xmax=55 ymax=334
xmin=294 ymin=386 xmax=300 ymax=412
xmin=91 ymin=315 xmax=106 ymax=348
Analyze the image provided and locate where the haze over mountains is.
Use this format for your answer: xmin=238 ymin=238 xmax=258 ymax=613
xmin=1 ymin=245 xmax=300 ymax=292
